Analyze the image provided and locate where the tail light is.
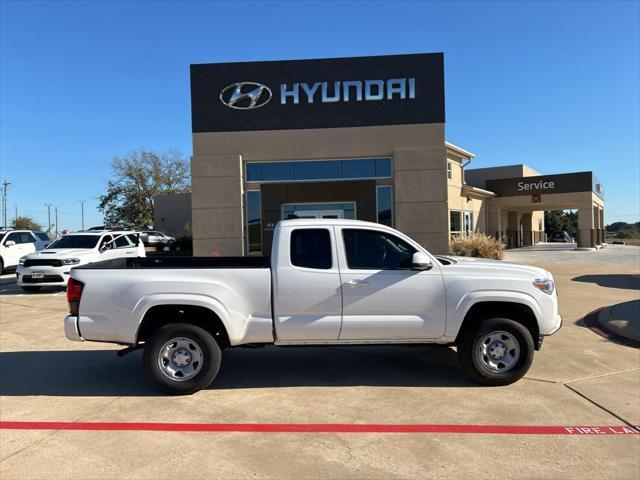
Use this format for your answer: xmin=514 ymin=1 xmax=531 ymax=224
xmin=67 ymin=278 xmax=84 ymax=316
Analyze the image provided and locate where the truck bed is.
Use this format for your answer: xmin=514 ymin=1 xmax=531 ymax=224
xmin=74 ymin=256 xmax=271 ymax=270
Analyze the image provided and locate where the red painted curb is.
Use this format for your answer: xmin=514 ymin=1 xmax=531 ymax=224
xmin=1 ymin=421 xmax=638 ymax=435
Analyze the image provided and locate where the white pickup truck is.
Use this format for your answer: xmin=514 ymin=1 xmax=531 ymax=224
xmin=64 ymin=219 xmax=561 ymax=394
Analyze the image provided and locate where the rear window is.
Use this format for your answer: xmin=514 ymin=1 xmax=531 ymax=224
xmin=290 ymin=229 xmax=332 ymax=270
xmin=35 ymin=232 xmax=50 ymax=241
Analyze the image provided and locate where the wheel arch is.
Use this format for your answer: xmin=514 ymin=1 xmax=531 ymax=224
xmin=455 ymin=300 xmax=541 ymax=350
xmin=136 ymin=303 xmax=231 ymax=349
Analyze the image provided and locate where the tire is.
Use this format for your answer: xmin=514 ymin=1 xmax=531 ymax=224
xmin=21 ymin=286 xmax=42 ymax=293
xmin=143 ymin=323 xmax=221 ymax=395
xmin=0 ymin=258 xmax=3 ymax=275
xmin=457 ymin=317 xmax=534 ymax=386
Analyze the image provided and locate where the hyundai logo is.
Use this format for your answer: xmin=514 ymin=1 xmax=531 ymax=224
xmin=219 ymin=82 xmax=272 ymax=110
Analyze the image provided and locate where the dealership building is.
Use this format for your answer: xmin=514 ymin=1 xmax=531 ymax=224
xmin=176 ymin=53 xmax=605 ymax=256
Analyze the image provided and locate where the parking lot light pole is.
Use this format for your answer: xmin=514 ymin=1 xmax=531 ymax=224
xmin=44 ymin=203 xmax=52 ymax=233
xmin=1 ymin=180 xmax=10 ymax=228
xmin=79 ymin=200 xmax=86 ymax=230
xmin=55 ymin=207 xmax=59 ymax=237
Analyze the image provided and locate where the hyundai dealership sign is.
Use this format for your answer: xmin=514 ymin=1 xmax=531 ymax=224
xmin=191 ymin=53 xmax=444 ymax=132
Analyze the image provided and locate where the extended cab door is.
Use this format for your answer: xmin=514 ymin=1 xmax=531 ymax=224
xmin=272 ymin=225 xmax=342 ymax=341
xmin=336 ymin=226 xmax=447 ymax=340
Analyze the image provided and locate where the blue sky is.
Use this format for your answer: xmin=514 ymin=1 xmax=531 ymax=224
xmin=1 ymin=0 xmax=638 ymax=231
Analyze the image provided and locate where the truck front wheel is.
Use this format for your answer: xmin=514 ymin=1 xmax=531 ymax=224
xmin=143 ymin=323 xmax=221 ymax=395
xmin=457 ymin=317 xmax=534 ymax=386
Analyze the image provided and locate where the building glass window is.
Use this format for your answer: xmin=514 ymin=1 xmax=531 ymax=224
xmin=450 ymin=211 xmax=462 ymax=235
xmin=245 ymin=158 xmax=392 ymax=183
xmin=376 ymin=186 xmax=393 ymax=227
xmin=245 ymin=190 xmax=262 ymax=255
xmin=464 ymin=211 xmax=474 ymax=234
xmin=447 ymin=161 xmax=453 ymax=180
xmin=290 ymin=229 xmax=332 ymax=270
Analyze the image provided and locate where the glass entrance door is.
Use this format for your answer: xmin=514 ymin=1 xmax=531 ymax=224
xmin=294 ymin=209 xmax=344 ymax=219
xmin=282 ymin=202 xmax=356 ymax=220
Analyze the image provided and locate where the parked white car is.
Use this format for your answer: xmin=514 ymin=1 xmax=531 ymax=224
xmin=0 ymin=230 xmax=40 ymax=274
xmin=64 ymin=219 xmax=562 ymax=394
xmin=17 ymin=231 xmax=145 ymax=292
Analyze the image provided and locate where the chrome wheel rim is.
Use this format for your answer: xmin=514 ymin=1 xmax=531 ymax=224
xmin=477 ymin=330 xmax=520 ymax=373
xmin=157 ymin=337 xmax=203 ymax=382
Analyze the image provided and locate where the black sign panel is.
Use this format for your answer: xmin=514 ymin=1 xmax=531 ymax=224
xmin=486 ymin=172 xmax=597 ymax=197
xmin=190 ymin=53 xmax=445 ymax=133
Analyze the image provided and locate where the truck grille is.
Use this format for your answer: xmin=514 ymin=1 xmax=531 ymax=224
xmin=22 ymin=275 xmax=64 ymax=283
xmin=24 ymin=259 xmax=63 ymax=267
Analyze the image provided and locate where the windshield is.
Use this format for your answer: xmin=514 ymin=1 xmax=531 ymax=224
xmin=47 ymin=235 xmax=99 ymax=249
xmin=35 ymin=232 xmax=50 ymax=241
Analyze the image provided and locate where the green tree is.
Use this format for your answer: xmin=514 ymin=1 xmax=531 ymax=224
xmin=11 ymin=216 xmax=43 ymax=231
xmin=545 ymin=210 xmax=578 ymax=237
xmin=616 ymin=225 xmax=638 ymax=239
xmin=98 ymin=149 xmax=190 ymax=229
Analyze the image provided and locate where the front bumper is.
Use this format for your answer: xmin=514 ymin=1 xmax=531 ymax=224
xmin=16 ymin=265 xmax=70 ymax=287
xmin=536 ymin=314 xmax=562 ymax=351
xmin=546 ymin=314 xmax=563 ymax=336
xmin=64 ymin=315 xmax=83 ymax=341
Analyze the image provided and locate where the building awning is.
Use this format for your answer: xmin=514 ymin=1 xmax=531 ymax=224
xmin=462 ymin=184 xmax=496 ymax=198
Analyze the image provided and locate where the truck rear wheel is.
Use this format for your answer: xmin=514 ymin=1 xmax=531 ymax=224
xmin=143 ymin=323 xmax=221 ymax=395
xmin=457 ymin=317 xmax=534 ymax=386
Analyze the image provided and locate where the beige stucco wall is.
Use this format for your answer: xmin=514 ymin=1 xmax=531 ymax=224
xmin=154 ymin=192 xmax=192 ymax=237
xmin=192 ymin=123 xmax=448 ymax=256
xmin=445 ymin=157 xmax=489 ymax=235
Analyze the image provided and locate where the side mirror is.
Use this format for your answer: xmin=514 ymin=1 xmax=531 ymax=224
xmin=4 ymin=240 xmax=15 ymax=247
xmin=412 ymin=252 xmax=433 ymax=271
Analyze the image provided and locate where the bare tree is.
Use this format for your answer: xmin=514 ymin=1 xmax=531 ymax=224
xmin=98 ymin=149 xmax=190 ymax=229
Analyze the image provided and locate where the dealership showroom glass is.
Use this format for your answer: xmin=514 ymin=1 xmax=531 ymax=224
xmin=155 ymin=52 xmax=605 ymax=255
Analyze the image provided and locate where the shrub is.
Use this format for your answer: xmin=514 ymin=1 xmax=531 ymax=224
xmin=449 ymin=233 xmax=503 ymax=259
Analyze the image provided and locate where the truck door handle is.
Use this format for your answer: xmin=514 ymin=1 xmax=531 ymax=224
xmin=345 ymin=279 xmax=369 ymax=288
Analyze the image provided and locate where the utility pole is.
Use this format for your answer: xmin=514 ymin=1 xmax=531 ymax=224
xmin=54 ymin=207 xmax=59 ymax=237
xmin=1 ymin=180 xmax=10 ymax=228
xmin=44 ymin=203 xmax=52 ymax=233
xmin=79 ymin=200 xmax=86 ymax=230
xmin=14 ymin=205 xmax=18 ymax=226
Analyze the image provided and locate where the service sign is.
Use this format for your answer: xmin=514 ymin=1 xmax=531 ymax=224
xmin=486 ymin=172 xmax=602 ymax=198
xmin=190 ymin=53 xmax=445 ymax=133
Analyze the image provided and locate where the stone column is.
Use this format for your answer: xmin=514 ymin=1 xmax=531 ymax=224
xmin=393 ymin=146 xmax=449 ymax=254
xmin=521 ymin=213 xmax=533 ymax=246
xmin=578 ymin=203 xmax=595 ymax=248
xmin=191 ymin=154 xmax=244 ymax=256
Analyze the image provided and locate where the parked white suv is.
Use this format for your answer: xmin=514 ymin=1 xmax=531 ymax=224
xmin=141 ymin=231 xmax=176 ymax=250
xmin=0 ymin=230 xmax=40 ymax=274
xmin=17 ymin=231 xmax=145 ymax=292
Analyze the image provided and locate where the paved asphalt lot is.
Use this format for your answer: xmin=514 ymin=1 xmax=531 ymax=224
xmin=1 ymin=247 xmax=639 ymax=479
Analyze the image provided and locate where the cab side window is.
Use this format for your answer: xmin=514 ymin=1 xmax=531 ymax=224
xmin=99 ymin=235 xmax=114 ymax=250
xmin=20 ymin=232 xmax=36 ymax=244
xmin=342 ymin=229 xmax=416 ymax=270
xmin=290 ymin=228 xmax=332 ymax=270
xmin=114 ymin=235 xmax=132 ymax=249
xmin=4 ymin=232 xmax=20 ymax=245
